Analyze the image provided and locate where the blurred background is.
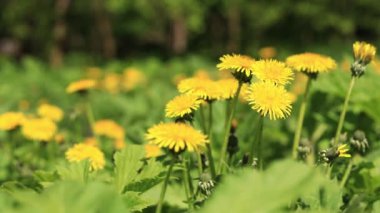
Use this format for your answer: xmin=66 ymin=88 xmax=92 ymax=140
xmin=1 ymin=0 xmax=379 ymax=65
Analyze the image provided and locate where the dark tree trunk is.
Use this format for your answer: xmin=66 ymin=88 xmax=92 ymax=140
xmin=50 ymin=0 xmax=70 ymax=68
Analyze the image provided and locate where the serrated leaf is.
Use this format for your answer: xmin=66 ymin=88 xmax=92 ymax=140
xmin=136 ymin=158 xmax=165 ymax=181
xmin=9 ymin=181 xmax=131 ymax=213
xmin=114 ymin=145 xmax=146 ymax=193
xmin=123 ymin=191 xmax=155 ymax=212
xmin=56 ymin=160 xmax=90 ymax=182
xmin=124 ymin=177 xmax=163 ymax=193
xmin=201 ymin=160 xmax=336 ymax=213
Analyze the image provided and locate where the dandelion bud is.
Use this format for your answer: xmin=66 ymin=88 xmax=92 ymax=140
xmin=227 ymin=134 xmax=239 ymax=156
xmin=353 ymin=41 xmax=376 ymax=65
xmin=350 ymin=130 xmax=369 ymax=154
xmin=230 ymin=119 xmax=238 ymax=134
xmin=240 ymin=153 xmax=250 ymax=166
xmin=319 ymin=144 xmax=351 ymax=164
xmin=350 ymin=61 xmax=366 ymax=77
xmin=198 ymin=173 xmax=215 ymax=197
xmin=297 ymin=138 xmax=311 ymax=159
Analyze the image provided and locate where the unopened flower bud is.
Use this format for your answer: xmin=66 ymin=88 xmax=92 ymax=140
xmin=350 ymin=130 xmax=369 ymax=154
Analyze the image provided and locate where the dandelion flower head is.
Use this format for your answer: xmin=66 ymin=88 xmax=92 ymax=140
xmin=252 ymin=59 xmax=293 ymax=85
xmin=65 ymin=143 xmax=105 ymax=171
xmin=66 ymin=79 xmax=96 ymax=94
xmin=247 ymin=82 xmax=292 ymax=120
xmin=165 ymin=94 xmax=202 ymax=118
xmin=93 ymin=119 xmax=125 ymax=140
xmin=286 ymin=52 xmax=336 ymax=73
xmin=21 ymin=118 xmax=57 ymax=141
xmin=353 ymin=41 xmax=376 ymax=65
xmin=146 ymin=122 xmax=208 ymax=153
xmin=37 ymin=104 xmax=64 ymax=122
xmin=217 ymin=54 xmax=255 ymax=78
xmin=0 ymin=112 xmax=25 ymax=131
xmin=178 ymin=77 xmax=223 ymax=101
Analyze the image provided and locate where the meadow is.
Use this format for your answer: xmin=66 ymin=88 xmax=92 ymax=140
xmin=0 ymin=43 xmax=380 ymax=213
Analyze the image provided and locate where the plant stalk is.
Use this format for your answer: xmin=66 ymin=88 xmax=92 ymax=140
xmin=333 ymin=77 xmax=357 ymax=146
xmin=218 ymin=82 xmax=243 ymax=174
xmin=156 ymin=157 xmax=176 ymax=213
xmin=292 ymin=77 xmax=312 ymax=159
xmin=206 ymin=103 xmax=216 ymax=179
xmin=340 ymin=159 xmax=353 ymax=188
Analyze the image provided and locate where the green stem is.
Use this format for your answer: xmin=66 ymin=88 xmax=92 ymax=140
xmin=196 ymin=153 xmax=203 ymax=176
xmin=340 ymin=159 xmax=353 ymax=188
xmin=255 ymin=116 xmax=264 ymax=170
xmin=156 ymin=158 xmax=176 ymax=213
xmin=182 ymin=158 xmax=193 ymax=211
xmin=206 ymin=103 xmax=216 ymax=179
xmin=218 ymin=82 xmax=243 ymax=175
xmin=333 ymin=77 xmax=357 ymax=146
xmin=292 ymin=77 xmax=312 ymax=159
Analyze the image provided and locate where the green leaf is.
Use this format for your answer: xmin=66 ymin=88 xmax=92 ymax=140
xmin=123 ymin=191 xmax=155 ymax=212
xmin=56 ymin=160 xmax=90 ymax=182
xmin=114 ymin=145 xmax=146 ymax=193
xmin=124 ymin=177 xmax=163 ymax=193
xmin=9 ymin=181 xmax=131 ymax=213
xmin=201 ymin=159 xmax=340 ymax=213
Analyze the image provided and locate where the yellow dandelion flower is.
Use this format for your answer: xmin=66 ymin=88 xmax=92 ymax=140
xmin=337 ymin=144 xmax=351 ymax=158
xmin=65 ymin=143 xmax=105 ymax=171
xmin=93 ymin=119 xmax=125 ymax=140
xmin=66 ymin=79 xmax=96 ymax=94
xmin=353 ymin=41 xmax=376 ymax=65
xmin=165 ymin=94 xmax=202 ymax=118
xmin=0 ymin=112 xmax=25 ymax=131
xmin=114 ymin=139 xmax=126 ymax=150
xmin=146 ymin=122 xmax=208 ymax=153
xmin=37 ymin=103 xmax=64 ymax=122
xmin=217 ymin=78 xmax=239 ymax=100
xmin=122 ymin=68 xmax=146 ymax=91
xmin=178 ymin=78 xmax=222 ymax=100
xmin=259 ymin=46 xmax=277 ymax=59
xmin=102 ymin=73 xmax=121 ymax=94
xmin=21 ymin=118 xmax=57 ymax=141
xmin=217 ymin=54 xmax=255 ymax=77
xmin=145 ymin=144 xmax=163 ymax=158
xmin=286 ymin=52 xmax=337 ymax=73
xmin=247 ymin=82 xmax=292 ymax=120
xmin=252 ymin=59 xmax=293 ymax=85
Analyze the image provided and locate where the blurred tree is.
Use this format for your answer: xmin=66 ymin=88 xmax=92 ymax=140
xmin=0 ymin=0 xmax=379 ymax=59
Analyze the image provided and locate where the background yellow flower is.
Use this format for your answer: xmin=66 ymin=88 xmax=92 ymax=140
xmin=66 ymin=79 xmax=96 ymax=94
xmin=0 ymin=112 xmax=25 ymax=131
xmin=93 ymin=119 xmax=125 ymax=140
xmin=65 ymin=143 xmax=105 ymax=171
xmin=21 ymin=118 xmax=57 ymax=141
xmin=37 ymin=103 xmax=64 ymax=122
